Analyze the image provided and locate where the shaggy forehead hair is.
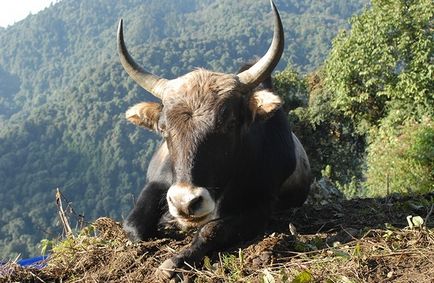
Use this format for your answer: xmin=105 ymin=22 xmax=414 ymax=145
xmin=163 ymin=69 xmax=241 ymax=111
xmin=158 ymin=69 xmax=244 ymax=172
xmin=162 ymin=69 xmax=242 ymax=131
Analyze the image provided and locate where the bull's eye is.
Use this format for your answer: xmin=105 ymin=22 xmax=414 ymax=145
xmin=227 ymin=118 xmax=238 ymax=130
xmin=158 ymin=121 xmax=168 ymax=138
xmin=160 ymin=130 xmax=168 ymax=138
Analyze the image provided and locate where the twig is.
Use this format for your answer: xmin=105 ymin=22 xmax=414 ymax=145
xmin=369 ymin=249 xmax=434 ymax=258
xmin=424 ymin=204 xmax=434 ymax=227
xmin=123 ymin=252 xmax=149 ymax=274
xmin=386 ymin=173 xmax=390 ymax=196
xmin=28 ymin=270 xmax=46 ymax=283
xmin=58 ymin=191 xmax=90 ymax=227
xmin=56 ymin=188 xmax=73 ymax=237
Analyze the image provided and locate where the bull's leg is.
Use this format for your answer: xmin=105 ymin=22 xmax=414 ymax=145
xmin=156 ymin=206 xmax=270 ymax=280
xmin=123 ymin=182 xmax=168 ymax=240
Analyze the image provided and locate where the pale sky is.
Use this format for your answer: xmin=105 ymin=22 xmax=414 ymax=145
xmin=0 ymin=0 xmax=60 ymax=28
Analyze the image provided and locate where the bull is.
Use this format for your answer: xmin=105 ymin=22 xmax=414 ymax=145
xmin=118 ymin=0 xmax=311 ymax=280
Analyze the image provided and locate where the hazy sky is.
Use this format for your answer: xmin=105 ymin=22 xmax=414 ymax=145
xmin=0 ymin=0 xmax=59 ymax=28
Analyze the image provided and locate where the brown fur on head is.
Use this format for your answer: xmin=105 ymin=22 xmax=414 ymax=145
xmin=125 ymin=69 xmax=281 ymax=133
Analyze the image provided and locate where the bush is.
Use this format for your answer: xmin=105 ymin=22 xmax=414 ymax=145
xmin=365 ymin=117 xmax=433 ymax=196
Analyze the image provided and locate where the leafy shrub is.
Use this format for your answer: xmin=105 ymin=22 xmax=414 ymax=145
xmin=365 ymin=117 xmax=433 ymax=196
xmin=273 ymin=67 xmax=308 ymax=112
xmin=324 ymin=0 xmax=434 ymax=132
xmin=321 ymin=0 xmax=433 ymax=197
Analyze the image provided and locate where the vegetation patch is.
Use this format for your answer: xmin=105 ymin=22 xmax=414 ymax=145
xmin=2 ymin=189 xmax=433 ymax=282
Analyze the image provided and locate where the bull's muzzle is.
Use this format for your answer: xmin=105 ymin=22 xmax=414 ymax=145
xmin=166 ymin=183 xmax=216 ymax=223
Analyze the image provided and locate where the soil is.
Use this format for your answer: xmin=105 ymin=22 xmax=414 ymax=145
xmin=1 ymin=189 xmax=433 ymax=283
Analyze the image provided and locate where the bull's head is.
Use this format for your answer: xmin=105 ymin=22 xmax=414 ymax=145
xmin=119 ymin=1 xmax=284 ymax=228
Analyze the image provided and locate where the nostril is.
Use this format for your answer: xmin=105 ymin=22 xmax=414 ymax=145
xmin=187 ymin=196 xmax=203 ymax=215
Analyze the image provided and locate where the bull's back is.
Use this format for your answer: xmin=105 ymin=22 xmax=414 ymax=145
xmin=246 ymin=109 xmax=311 ymax=208
xmin=278 ymin=133 xmax=311 ymax=208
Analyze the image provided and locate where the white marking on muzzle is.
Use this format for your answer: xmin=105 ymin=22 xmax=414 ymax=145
xmin=166 ymin=183 xmax=216 ymax=227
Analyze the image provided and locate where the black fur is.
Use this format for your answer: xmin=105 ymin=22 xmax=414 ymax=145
xmin=123 ymin=69 xmax=310 ymax=278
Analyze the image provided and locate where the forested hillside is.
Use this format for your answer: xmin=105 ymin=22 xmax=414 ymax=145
xmin=0 ymin=0 xmax=369 ymax=258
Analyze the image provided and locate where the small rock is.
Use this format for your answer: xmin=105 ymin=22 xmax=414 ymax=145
xmin=306 ymin=177 xmax=345 ymax=206
xmin=259 ymin=251 xmax=272 ymax=263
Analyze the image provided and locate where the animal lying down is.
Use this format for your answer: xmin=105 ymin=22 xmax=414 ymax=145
xmin=117 ymin=0 xmax=311 ymax=280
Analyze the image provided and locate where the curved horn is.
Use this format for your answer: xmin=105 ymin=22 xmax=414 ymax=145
xmin=117 ymin=19 xmax=168 ymax=99
xmin=237 ymin=0 xmax=284 ymax=87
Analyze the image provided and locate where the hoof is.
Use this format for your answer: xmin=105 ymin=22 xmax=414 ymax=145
xmin=156 ymin=258 xmax=178 ymax=281
xmin=122 ymin=221 xmax=141 ymax=241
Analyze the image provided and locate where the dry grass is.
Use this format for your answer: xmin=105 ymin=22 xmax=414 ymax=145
xmin=1 ymin=191 xmax=433 ymax=282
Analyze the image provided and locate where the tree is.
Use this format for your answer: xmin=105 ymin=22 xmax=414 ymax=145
xmin=324 ymin=0 xmax=433 ymax=195
xmin=324 ymin=0 xmax=433 ymax=132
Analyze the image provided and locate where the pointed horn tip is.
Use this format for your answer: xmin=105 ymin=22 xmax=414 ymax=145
xmin=270 ymin=0 xmax=280 ymax=18
xmin=117 ymin=19 xmax=123 ymax=34
xmin=236 ymin=0 xmax=283 ymax=87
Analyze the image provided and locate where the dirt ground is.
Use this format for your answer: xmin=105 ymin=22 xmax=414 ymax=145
xmin=2 ymin=185 xmax=434 ymax=282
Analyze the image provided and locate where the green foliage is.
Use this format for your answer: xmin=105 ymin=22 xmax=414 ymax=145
xmin=336 ymin=176 xmax=363 ymax=199
xmin=322 ymin=0 xmax=433 ymax=196
xmin=200 ymin=251 xmax=246 ymax=282
xmin=40 ymin=239 xmax=54 ymax=256
xmin=274 ymin=66 xmax=308 ymax=112
xmin=220 ymin=253 xmax=245 ymax=282
xmin=291 ymin=270 xmax=313 ymax=283
xmin=365 ymin=117 xmax=433 ymax=196
xmin=324 ymin=0 xmax=434 ymax=131
xmin=408 ymin=123 xmax=434 ymax=168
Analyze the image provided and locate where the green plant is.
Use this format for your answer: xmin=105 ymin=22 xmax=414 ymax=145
xmin=324 ymin=0 xmax=433 ymax=131
xmin=365 ymin=117 xmax=433 ymax=196
xmin=218 ymin=251 xmax=245 ymax=282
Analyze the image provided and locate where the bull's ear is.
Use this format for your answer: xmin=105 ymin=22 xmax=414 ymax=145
xmin=125 ymin=102 xmax=162 ymax=131
xmin=249 ymin=89 xmax=282 ymax=120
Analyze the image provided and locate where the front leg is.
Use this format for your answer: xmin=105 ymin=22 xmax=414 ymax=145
xmin=156 ymin=207 xmax=270 ymax=280
xmin=123 ymin=181 xmax=168 ymax=240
